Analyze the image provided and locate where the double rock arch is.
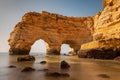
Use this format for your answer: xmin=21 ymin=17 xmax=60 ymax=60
xmin=8 ymin=11 xmax=93 ymax=55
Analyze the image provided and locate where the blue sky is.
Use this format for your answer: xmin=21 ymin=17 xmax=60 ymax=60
xmin=0 ymin=0 xmax=103 ymax=53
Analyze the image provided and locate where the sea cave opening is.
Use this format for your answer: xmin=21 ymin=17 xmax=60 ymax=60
xmin=30 ymin=39 xmax=47 ymax=55
xmin=60 ymin=44 xmax=71 ymax=55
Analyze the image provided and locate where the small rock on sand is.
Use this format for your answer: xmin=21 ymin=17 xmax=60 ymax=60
xmin=40 ymin=61 xmax=47 ymax=64
xmin=97 ymin=74 xmax=110 ymax=78
xmin=60 ymin=60 xmax=70 ymax=69
xmin=21 ymin=67 xmax=35 ymax=72
xmin=45 ymin=72 xmax=70 ymax=77
xmin=8 ymin=65 xmax=16 ymax=68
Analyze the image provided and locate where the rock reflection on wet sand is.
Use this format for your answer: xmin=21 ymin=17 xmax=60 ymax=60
xmin=0 ymin=53 xmax=120 ymax=80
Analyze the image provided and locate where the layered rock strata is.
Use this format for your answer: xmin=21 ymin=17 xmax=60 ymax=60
xmin=79 ymin=0 xmax=120 ymax=59
xmin=8 ymin=11 xmax=93 ymax=55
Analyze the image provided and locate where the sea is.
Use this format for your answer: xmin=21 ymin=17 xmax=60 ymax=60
xmin=0 ymin=52 xmax=120 ymax=80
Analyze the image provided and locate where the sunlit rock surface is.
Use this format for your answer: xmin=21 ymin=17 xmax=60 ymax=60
xmin=9 ymin=0 xmax=120 ymax=58
xmin=8 ymin=11 xmax=93 ymax=55
xmin=79 ymin=0 xmax=120 ymax=59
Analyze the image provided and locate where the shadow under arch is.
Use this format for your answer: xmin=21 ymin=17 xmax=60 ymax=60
xmin=30 ymin=39 xmax=48 ymax=55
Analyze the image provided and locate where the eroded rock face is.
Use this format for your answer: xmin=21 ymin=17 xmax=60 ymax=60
xmin=8 ymin=11 xmax=93 ymax=55
xmin=9 ymin=0 xmax=120 ymax=57
xmin=93 ymin=0 xmax=120 ymax=40
xmin=79 ymin=0 xmax=120 ymax=59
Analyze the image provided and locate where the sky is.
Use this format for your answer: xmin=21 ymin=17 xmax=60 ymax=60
xmin=0 ymin=0 xmax=103 ymax=53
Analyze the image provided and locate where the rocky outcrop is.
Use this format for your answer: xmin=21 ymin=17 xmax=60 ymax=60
xmin=93 ymin=0 xmax=120 ymax=40
xmin=79 ymin=0 xmax=120 ymax=59
xmin=9 ymin=0 xmax=120 ymax=58
xmin=8 ymin=11 xmax=93 ymax=55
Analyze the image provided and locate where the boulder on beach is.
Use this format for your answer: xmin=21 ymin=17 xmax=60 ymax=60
xmin=17 ymin=55 xmax=35 ymax=62
xmin=45 ymin=72 xmax=70 ymax=77
xmin=40 ymin=61 xmax=47 ymax=64
xmin=60 ymin=60 xmax=70 ymax=69
xmin=97 ymin=74 xmax=110 ymax=78
xmin=21 ymin=67 xmax=35 ymax=72
xmin=8 ymin=65 xmax=16 ymax=68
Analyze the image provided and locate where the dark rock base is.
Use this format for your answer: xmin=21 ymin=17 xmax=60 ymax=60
xmin=9 ymin=48 xmax=30 ymax=55
xmin=47 ymin=50 xmax=60 ymax=55
xmin=17 ymin=55 xmax=35 ymax=62
xmin=78 ymin=49 xmax=120 ymax=59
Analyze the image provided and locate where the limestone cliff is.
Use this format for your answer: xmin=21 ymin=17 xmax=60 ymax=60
xmin=79 ymin=0 xmax=120 ymax=59
xmin=94 ymin=0 xmax=120 ymax=40
xmin=9 ymin=0 xmax=120 ymax=58
xmin=8 ymin=11 xmax=93 ymax=55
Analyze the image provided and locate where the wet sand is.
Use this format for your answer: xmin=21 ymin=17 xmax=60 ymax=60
xmin=0 ymin=53 xmax=120 ymax=80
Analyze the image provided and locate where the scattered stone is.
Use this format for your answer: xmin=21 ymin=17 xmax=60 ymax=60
xmin=40 ymin=61 xmax=47 ymax=64
xmin=8 ymin=65 xmax=16 ymax=68
xmin=17 ymin=55 xmax=35 ymax=62
xmin=46 ymin=72 xmax=70 ymax=77
xmin=60 ymin=60 xmax=70 ymax=69
xmin=38 ymin=69 xmax=49 ymax=71
xmin=97 ymin=74 xmax=110 ymax=78
xmin=21 ymin=67 xmax=35 ymax=72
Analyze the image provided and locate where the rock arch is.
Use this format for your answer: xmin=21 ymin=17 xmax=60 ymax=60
xmin=8 ymin=11 xmax=93 ymax=55
xmin=8 ymin=0 xmax=120 ymax=59
xmin=30 ymin=39 xmax=47 ymax=53
xmin=60 ymin=44 xmax=71 ymax=54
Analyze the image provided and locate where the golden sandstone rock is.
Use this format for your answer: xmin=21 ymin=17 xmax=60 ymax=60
xmin=79 ymin=0 xmax=120 ymax=59
xmin=9 ymin=0 xmax=120 ymax=59
xmin=8 ymin=11 xmax=93 ymax=55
